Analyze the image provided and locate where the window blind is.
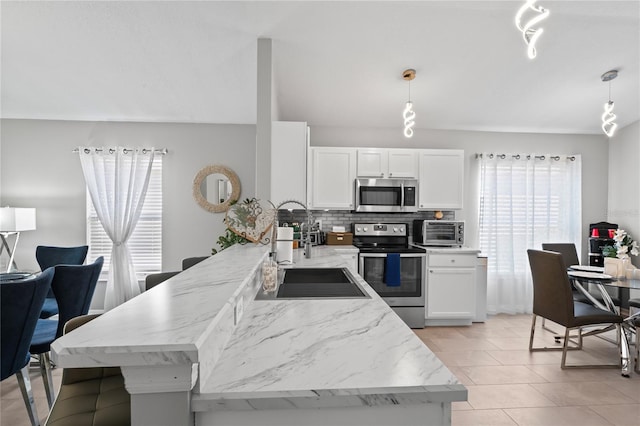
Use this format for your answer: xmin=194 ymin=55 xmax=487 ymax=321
xmin=86 ymin=157 xmax=162 ymax=280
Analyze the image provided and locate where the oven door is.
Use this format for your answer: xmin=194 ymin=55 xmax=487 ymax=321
xmin=358 ymin=253 xmax=426 ymax=306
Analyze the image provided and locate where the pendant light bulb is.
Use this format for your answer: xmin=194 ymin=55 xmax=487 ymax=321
xmin=515 ymin=0 xmax=549 ymax=59
xmin=403 ymin=101 xmax=416 ymax=138
xmin=402 ymin=69 xmax=416 ymax=139
xmin=602 ymin=101 xmax=617 ymax=137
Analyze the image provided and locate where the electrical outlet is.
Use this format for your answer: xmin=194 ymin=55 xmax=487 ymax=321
xmin=234 ymin=297 xmax=244 ymax=326
xmin=316 ymin=219 xmax=323 ymax=230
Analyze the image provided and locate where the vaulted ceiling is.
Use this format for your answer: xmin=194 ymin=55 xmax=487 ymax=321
xmin=2 ymin=1 xmax=638 ymax=135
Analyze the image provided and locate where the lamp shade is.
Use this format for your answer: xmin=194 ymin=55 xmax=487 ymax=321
xmin=0 ymin=207 xmax=36 ymax=232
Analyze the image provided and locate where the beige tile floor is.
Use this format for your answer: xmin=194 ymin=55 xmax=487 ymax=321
xmin=415 ymin=314 xmax=640 ymax=426
xmin=1 ymin=314 xmax=638 ymax=426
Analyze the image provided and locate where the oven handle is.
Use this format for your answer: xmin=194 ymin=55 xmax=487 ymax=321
xmin=358 ymin=253 xmax=426 ymax=258
xmin=400 ymin=181 xmax=405 ymax=208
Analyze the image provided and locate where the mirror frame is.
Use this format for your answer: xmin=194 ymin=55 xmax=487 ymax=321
xmin=193 ymin=165 xmax=241 ymax=213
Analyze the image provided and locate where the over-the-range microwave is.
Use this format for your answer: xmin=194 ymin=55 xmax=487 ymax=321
xmin=354 ymin=178 xmax=418 ymax=213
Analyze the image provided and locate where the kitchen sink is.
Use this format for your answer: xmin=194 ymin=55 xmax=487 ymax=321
xmin=255 ymin=267 xmax=370 ymax=300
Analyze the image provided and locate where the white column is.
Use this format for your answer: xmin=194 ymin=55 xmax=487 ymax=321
xmin=122 ymin=364 xmax=197 ymax=426
xmin=256 ymin=38 xmax=272 ymax=201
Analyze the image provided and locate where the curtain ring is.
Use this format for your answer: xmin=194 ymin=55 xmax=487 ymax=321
xmin=142 ymin=148 xmax=148 ymax=154
xmin=499 ymin=154 xmax=506 ymax=159
xmin=83 ymin=148 xmax=91 ymax=154
xmin=538 ymin=155 xmax=545 ymax=160
xmin=513 ymin=154 xmax=520 ymax=160
xmin=568 ymin=156 xmax=575 ymax=161
xmin=108 ymin=148 xmax=115 ymax=154
xmin=489 ymin=153 xmax=494 ymax=159
xmin=552 ymin=156 xmax=560 ymax=161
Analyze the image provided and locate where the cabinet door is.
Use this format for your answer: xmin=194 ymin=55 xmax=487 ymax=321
xmin=388 ymin=149 xmax=417 ymax=178
xmin=271 ymin=121 xmax=308 ymax=206
xmin=427 ymin=267 xmax=476 ymax=319
xmin=418 ymin=149 xmax=464 ymax=209
xmin=309 ymin=148 xmax=356 ymax=209
xmin=357 ymin=149 xmax=387 ymax=178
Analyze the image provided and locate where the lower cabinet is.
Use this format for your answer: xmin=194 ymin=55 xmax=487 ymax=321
xmin=426 ymin=253 xmax=477 ymax=325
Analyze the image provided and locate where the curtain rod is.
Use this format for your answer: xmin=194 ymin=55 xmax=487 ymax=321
xmin=475 ymin=153 xmax=576 ymax=161
xmin=73 ymin=147 xmax=168 ymax=155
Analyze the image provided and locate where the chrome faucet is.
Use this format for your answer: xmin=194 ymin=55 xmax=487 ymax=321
xmin=272 ymin=199 xmax=313 ymax=260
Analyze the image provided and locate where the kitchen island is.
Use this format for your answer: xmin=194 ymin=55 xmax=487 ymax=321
xmin=52 ymin=244 xmax=466 ymax=426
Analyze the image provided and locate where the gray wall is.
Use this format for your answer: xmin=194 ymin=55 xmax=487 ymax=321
xmin=310 ymin=126 xmax=609 ymax=262
xmin=608 ymin=119 xmax=640 ymax=268
xmin=0 ymin=119 xmax=256 ymax=274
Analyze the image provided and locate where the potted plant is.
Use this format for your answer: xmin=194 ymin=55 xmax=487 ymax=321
xmin=602 ymin=229 xmax=639 ymax=278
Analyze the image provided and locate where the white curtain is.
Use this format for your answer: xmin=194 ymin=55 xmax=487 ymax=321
xmin=478 ymin=153 xmax=582 ymax=314
xmin=79 ymin=147 xmax=156 ymax=311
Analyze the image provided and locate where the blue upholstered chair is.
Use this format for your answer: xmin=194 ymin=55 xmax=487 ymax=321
xmin=1 ymin=268 xmax=55 ymax=426
xmin=30 ymin=257 xmax=103 ymax=407
xmin=35 ymin=245 xmax=89 ymax=319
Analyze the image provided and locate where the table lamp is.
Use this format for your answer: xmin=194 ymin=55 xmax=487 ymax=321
xmin=0 ymin=207 xmax=36 ymax=272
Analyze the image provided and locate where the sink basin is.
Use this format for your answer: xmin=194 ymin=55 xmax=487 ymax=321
xmin=255 ymin=267 xmax=369 ymax=300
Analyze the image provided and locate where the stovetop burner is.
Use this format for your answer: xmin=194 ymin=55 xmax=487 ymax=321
xmin=352 ymin=222 xmax=426 ymax=254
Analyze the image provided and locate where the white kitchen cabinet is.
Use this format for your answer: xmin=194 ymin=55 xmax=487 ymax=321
xmin=357 ymin=149 xmax=417 ymax=178
xmin=418 ymin=149 xmax=464 ymax=209
xmin=271 ymin=121 xmax=308 ymax=206
xmin=426 ymin=252 xmax=476 ymax=325
xmin=308 ymin=147 xmax=357 ymax=209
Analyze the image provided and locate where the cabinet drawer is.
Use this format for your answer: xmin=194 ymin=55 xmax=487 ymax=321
xmin=428 ymin=254 xmax=476 ymax=268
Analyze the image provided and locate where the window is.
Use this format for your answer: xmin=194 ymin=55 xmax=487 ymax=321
xmin=478 ymin=154 xmax=581 ymax=314
xmin=86 ymin=157 xmax=162 ymax=281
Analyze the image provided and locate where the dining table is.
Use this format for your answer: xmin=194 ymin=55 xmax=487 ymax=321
xmin=568 ymin=267 xmax=640 ymax=377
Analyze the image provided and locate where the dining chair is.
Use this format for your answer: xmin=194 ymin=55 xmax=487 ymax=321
xmin=181 ymin=256 xmax=209 ymax=270
xmin=44 ymin=314 xmax=130 ymax=426
xmin=542 ymin=242 xmax=621 ymax=307
xmin=1 ymin=268 xmax=55 ymax=426
xmin=630 ymin=298 xmax=640 ymax=374
xmin=35 ymin=245 xmax=89 ymax=319
xmin=30 ymin=257 xmax=103 ymax=407
xmin=145 ymin=271 xmax=180 ymax=291
xmin=527 ymin=249 xmax=624 ymax=369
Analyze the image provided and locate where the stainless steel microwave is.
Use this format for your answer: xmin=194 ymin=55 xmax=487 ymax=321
xmin=354 ymin=178 xmax=418 ymax=213
xmin=413 ymin=220 xmax=464 ymax=246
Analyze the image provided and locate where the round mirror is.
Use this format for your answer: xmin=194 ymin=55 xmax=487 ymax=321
xmin=193 ymin=165 xmax=241 ymax=213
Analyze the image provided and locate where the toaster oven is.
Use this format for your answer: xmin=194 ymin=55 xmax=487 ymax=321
xmin=413 ymin=220 xmax=464 ymax=247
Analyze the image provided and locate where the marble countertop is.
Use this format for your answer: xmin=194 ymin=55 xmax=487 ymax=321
xmin=411 ymin=245 xmax=481 ymax=255
xmin=52 ymin=243 xmax=466 ymax=412
xmin=192 ymin=245 xmax=466 ymax=411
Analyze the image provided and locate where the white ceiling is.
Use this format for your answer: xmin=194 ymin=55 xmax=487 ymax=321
xmin=2 ymin=1 xmax=639 ymax=135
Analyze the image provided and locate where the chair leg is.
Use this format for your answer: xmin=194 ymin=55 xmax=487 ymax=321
xmin=38 ymin=353 xmax=55 ymax=408
xmin=16 ymin=365 xmax=41 ymax=426
xmin=529 ymin=315 xmax=537 ymax=351
xmin=635 ymin=324 xmax=640 ymax=375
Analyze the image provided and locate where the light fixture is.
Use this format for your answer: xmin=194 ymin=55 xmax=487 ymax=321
xmin=515 ymin=0 xmax=549 ymax=59
xmin=0 ymin=207 xmax=36 ymax=272
xmin=601 ymin=69 xmax=618 ymax=137
xmin=402 ymin=68 xmax=416 ymax=138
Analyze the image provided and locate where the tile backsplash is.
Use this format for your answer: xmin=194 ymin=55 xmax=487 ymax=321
xmin=277 ymin=210 xmax=456 ymax=240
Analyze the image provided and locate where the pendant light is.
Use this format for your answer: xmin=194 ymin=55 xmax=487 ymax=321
xmin=601 ymin=69 xmax=618 ymax=138
xmin=515 ymin=0 xmax=549 ymax=59
xmin=402 ymin=69 xmax=416 ymax=138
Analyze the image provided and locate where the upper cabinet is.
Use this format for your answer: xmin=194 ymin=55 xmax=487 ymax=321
xmin=271 ymin=121 xmax=309 ymax=206
xmin=308 ymin=147 xmax=357 ymax=210
xmin=357 ymin=149 xmax=417 ymax=178
xmin=418 ymin=149 xmax=464 ymax=210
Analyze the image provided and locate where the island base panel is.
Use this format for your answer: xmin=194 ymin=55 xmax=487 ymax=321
xmin=196 ymin=402 xmax=451 ymax=426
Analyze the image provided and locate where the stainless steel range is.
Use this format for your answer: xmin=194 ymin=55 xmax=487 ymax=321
xmin=352 ymin=222 xmax=426 ymax=328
